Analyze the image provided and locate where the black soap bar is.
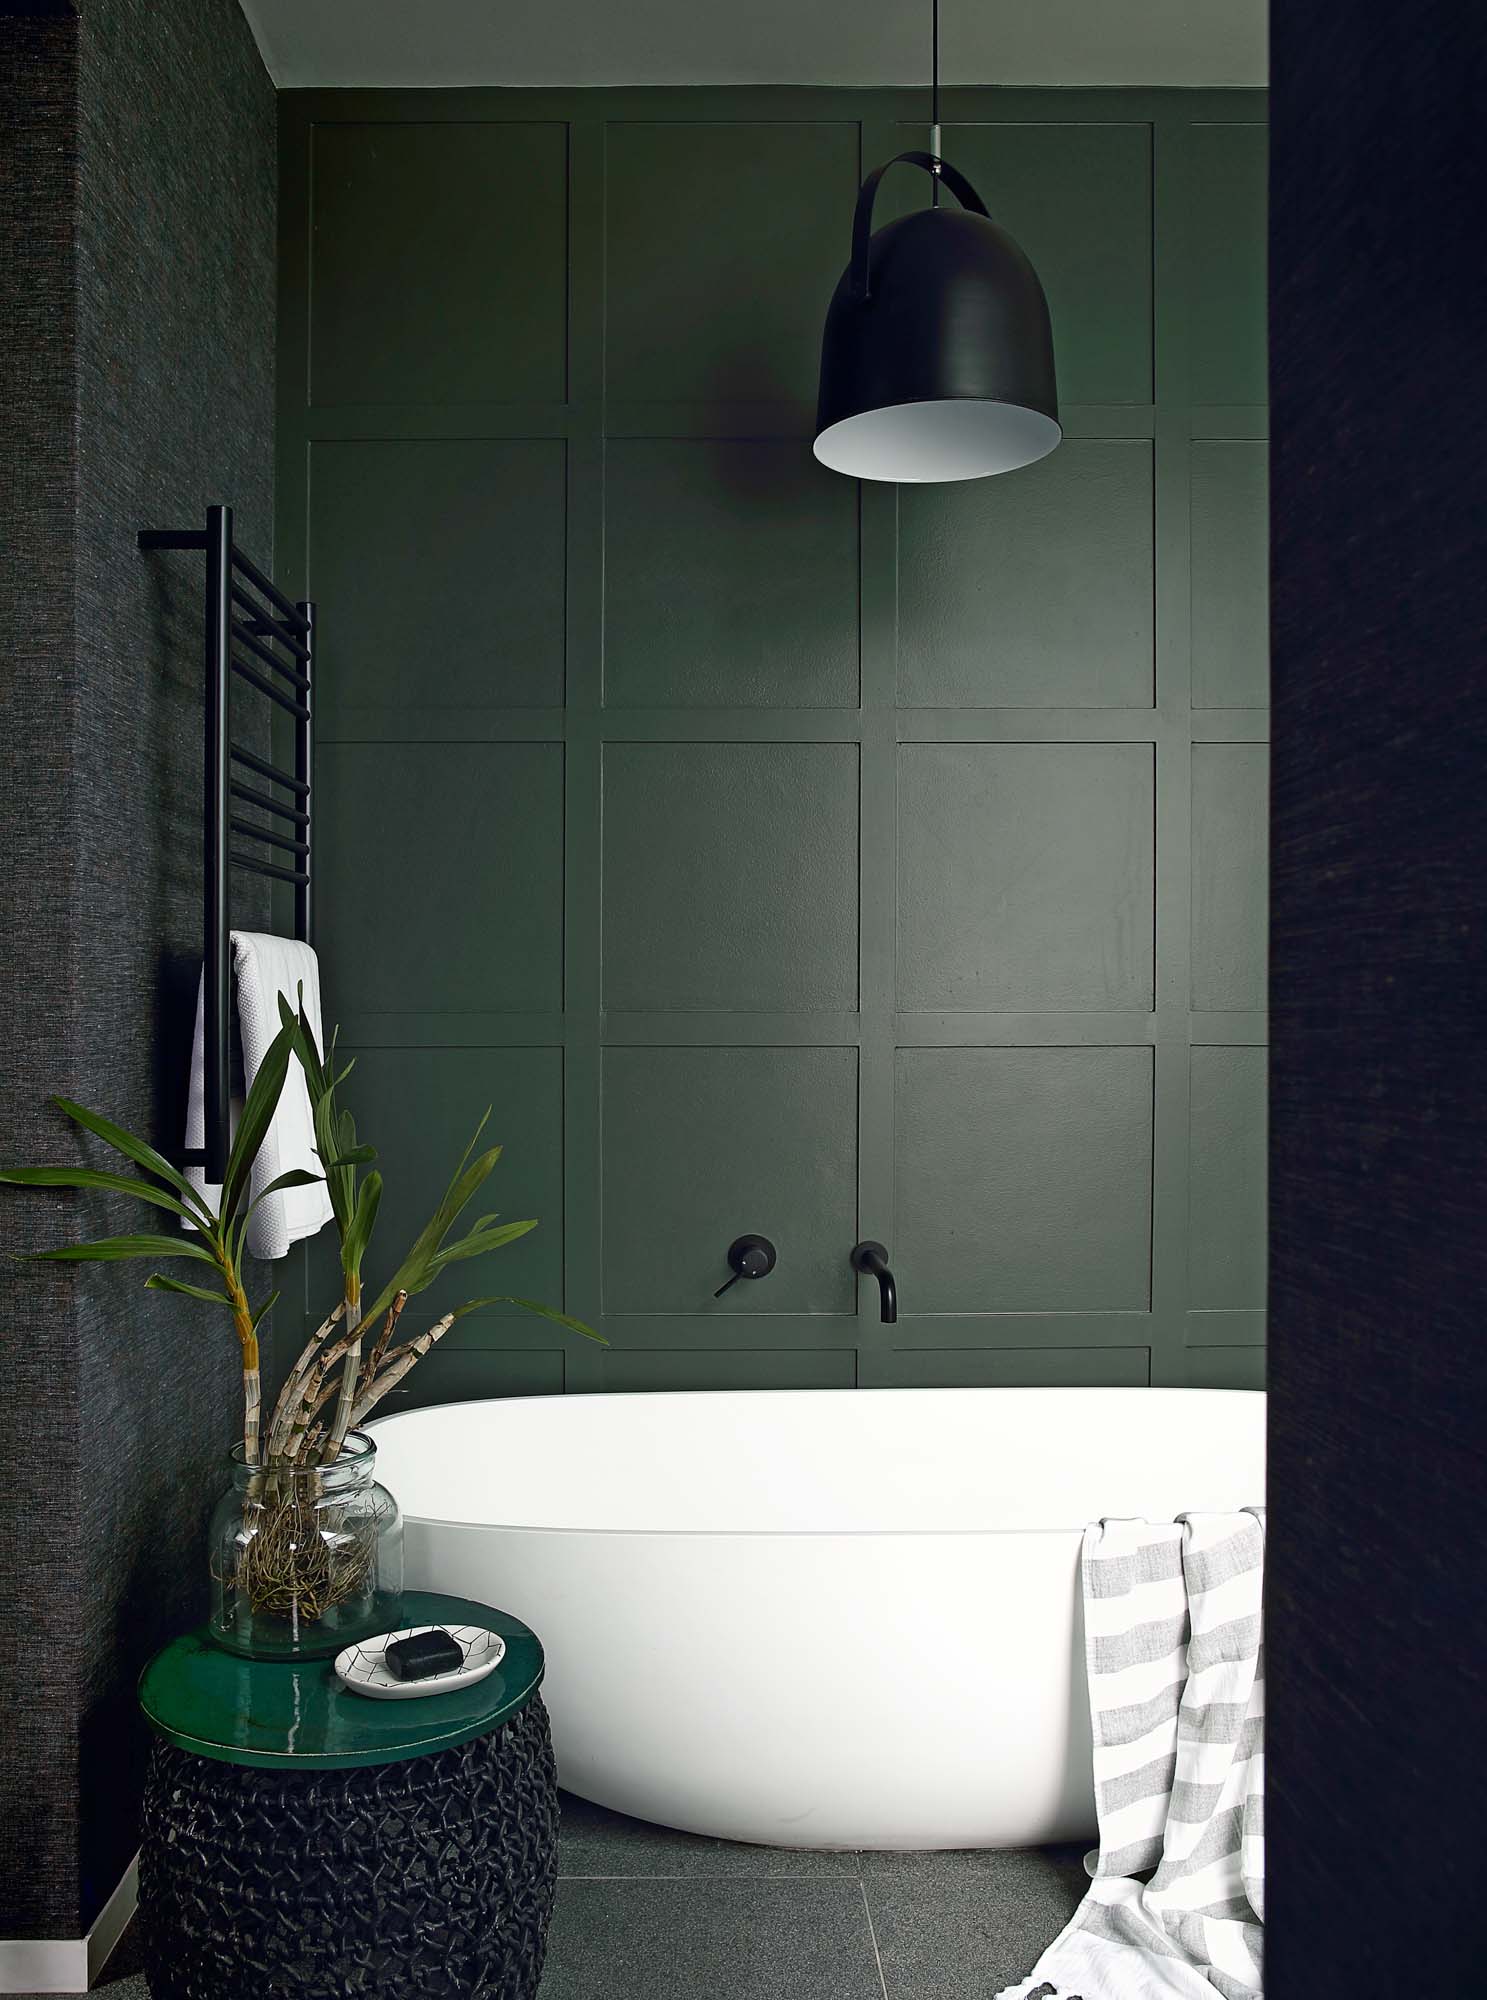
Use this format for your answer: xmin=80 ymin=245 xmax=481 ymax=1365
xmin=384 ymin=1628 xmax=464 ymax=1682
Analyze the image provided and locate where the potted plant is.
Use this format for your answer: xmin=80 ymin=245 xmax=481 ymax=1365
xmin=1 ymin=995 xmax=601 ymax=1659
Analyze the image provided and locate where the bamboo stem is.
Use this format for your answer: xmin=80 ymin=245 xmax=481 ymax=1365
xmin=242 ymin=1342 xmax=261 ymax=1465
xmin=265 ymin=1300 xmax=346 ymax=1456
xmin=323 ymin=1285 xmax=364 ymax=1463
xmin=359 ymin=1290 xmax=407 ymax=1404
xmin=279 ymin=1317 xmax=367 ymax=1464
xmin=224 ymin=1267 xmax=262 ymax=1465
xmin=349 ymin=1312 xmax=457 ymax=1428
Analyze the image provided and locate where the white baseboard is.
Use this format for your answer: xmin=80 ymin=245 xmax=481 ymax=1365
xmin=0 ymin=1854 xmax=138 ymax=1995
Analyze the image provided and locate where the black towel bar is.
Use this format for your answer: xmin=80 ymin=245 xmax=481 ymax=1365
xmin=139 ymin=504 xmax=315 ymax=1182
xmin=231 ymin=852 xmax=311 ymax=888
xmin=230 ymin=744 xmax=309 ymax=798
xmin=230 ymin=780 xmax=310 ymax=827
xmin=230 ymin=653 xmax=311 ymax=721
xmin=231 ymin=616 xmax=311 ymax=691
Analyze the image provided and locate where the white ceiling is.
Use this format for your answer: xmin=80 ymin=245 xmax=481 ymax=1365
xmin=240 ymin=1 xmax=1267 ymax=91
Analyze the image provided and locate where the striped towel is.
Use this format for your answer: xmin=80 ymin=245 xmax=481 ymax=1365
xmin=996 ymin=1509 xmax=1265 ymax=2000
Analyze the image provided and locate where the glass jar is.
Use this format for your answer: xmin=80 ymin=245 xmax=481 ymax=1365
xmin=208 ymin=1430 xmax=403 ymax=1660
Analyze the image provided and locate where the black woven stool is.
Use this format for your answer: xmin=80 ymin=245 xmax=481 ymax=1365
xmin=137 ymin=1592 xmax=557 ymax=2000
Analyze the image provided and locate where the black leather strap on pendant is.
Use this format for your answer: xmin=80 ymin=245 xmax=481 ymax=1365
xmin=849 ymin=150 xmax=993 ymax=303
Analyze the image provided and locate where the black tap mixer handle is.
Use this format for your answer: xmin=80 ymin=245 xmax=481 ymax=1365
xmin=714 ymin=1234 xmax=778 ymax=1297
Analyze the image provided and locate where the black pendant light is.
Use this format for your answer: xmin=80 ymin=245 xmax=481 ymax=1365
xmin=813 ymin=0 xmax=1060 ymax=483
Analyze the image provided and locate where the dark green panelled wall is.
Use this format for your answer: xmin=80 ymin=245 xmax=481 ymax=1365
xmin=275 ymin=86 xmax=1268 ymax=1402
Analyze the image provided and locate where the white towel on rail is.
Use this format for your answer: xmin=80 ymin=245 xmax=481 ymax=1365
xmin=996 ymin=1508 xmax=1266 ymax=2000
xmin=184 ymin=931 xmax=334 ymax=1261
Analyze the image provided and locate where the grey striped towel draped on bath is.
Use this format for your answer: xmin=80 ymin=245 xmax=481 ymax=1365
xmin=997 ymin=1508 xmax=1266 ymax=2000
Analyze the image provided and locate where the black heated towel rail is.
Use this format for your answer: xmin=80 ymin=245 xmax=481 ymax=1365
xmin=138 ymin=504 xmax=315 ymax=1183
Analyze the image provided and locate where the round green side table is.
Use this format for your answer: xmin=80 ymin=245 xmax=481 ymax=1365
xmin=137 ymin=1591 xmax=558 ymax=2000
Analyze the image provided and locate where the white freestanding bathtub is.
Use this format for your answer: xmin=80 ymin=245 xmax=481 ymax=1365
xmin=369 ymin=1386 xmax=1265 ymax=1850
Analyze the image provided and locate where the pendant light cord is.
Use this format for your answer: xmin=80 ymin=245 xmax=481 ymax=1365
xmin=930 ymin=0 xmax=942 ymax=206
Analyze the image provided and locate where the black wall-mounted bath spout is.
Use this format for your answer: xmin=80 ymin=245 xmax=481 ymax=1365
xmin=850 ymin=1241 xmax=897 ymax=1323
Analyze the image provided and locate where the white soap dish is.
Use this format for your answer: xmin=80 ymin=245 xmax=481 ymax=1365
xmin=334 ymin=1623 xmax=507 ymax=1700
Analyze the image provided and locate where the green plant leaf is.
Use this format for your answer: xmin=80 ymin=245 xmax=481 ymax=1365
xmin=360 ymin=1133 xmax=503 ymax=1323
xmin=145 ymin=1273 xmax=233 ymax=1306
xmin=321 ymin=1146 xmax=375 ymax=1169
xmin=223 ymin=1168 xmax=324 ymax=1267
xmin=243 ymin=1167 xmax=323 ymax=1214
xmin=343 ymin=1170 xmax=382 ymax=1280
xmin=456 ymin=1295 xmax=606 ymax=1344
xmin=249 ymin=1290 xmax=280 ymax=1332
xmin=0 ymin=1165 xmax=199 ymax=1221
xmin=427 ymin=1219 xmax=538 ymax=1272
xmin=277 ymin=990 xmax=326 ymax=1093
xmin=30 ymin=1233 xmax=218 ymax=1264
xmin=51 ymin=1098 xmax=215 ymax=1225
xmin=280 ymin=997 xmax=358 ymax=1229
xmin=221 ymin=1023 xmax=294 ymax=1221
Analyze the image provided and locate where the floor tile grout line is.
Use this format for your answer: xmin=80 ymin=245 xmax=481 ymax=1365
xmin=859 ymin=1878 xmax=892 ymax=2000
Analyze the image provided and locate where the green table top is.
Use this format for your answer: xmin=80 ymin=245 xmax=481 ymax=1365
xmin=138 ymin=1592 xmax=544 ymax=1771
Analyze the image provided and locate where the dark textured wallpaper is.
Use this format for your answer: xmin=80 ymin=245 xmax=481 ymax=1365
xmin=0 ymin=4 xmax=86 ymax=1942
xmin=1268 ymin=0 xmax=1487 ymax=1989
xmin=0 ymin=0 xmax=276 ymax=1939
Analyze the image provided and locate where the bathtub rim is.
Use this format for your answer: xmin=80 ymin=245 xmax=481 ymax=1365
xmin=369 ymin=1384 xmax=1266 ymax=1541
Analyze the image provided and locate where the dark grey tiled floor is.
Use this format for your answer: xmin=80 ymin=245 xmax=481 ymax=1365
xmin=49 ymin=1793 xmax=1087 ymax=1999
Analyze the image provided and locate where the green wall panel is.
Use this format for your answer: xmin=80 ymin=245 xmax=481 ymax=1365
xmin=1192 ymin=743 xmax=1270 ymax=1010
xmin=308 ymin=121 xmax=568 ymax=405
xmin=882 ymin=121 xmax=1154 ymax=405
xmin=601 ymin=1349 xmax=856 ymax=1392
xmin=602 ymin=743 xmax=859 ymax=1011
xmin=894 ymin=1046 xmax=1154 ymax=1312
xmin=601 ymin=1047 xmax=858 ymax=1314
xmin=1191 ymin=441 xmax=1269 ymax=710
xmin=309 ymin=440 xmax=566 ymax=716
xmin=604 ymin=120 xmax=859 ymax=405
xmin=1186 ymin=123 xmax=1268 ymax=406
xmin=316 ymin=742 xmax=564 ymax=1012
xmin=304 ymin=1045 xmax=564 ymax=1325
xmin=603 ymin=441 xmax=859 ymax=708
xmin=278 ymin=86 xmax=1268 ymax=1396
xmin=1189 ymin=1046 xmax=1268 ymax=1310
xmin=1186 ymin=1347 xmax=1266 ymax=1392
xmin=897 ymin=744 xmax=1154 ymax=1011
xmin=897 ymin=442 xmax=1154 ymax=708
xmin=881 ymin=1347 xmax=1151 ymax=1388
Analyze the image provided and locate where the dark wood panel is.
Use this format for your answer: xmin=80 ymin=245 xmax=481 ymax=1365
xmin=310 ymin=439 xmax=567 ymax=715
xmin=601 ymin=1348 xmax=857 ymax=1392
xmin=1269 ymin=3 xmax=1486 ymax=1987
xmin=895 ymin=1046 xmax=1154 ymax=1312
xmin=897 ymin=442 xmax=1154 ymax=708
xmin=879 ymin=1346 xmax=1151 ymax=1388
xmin=1191 ymin=441 xmax=1270 ymax=710
xmin=897 ymin=743 xmax=1155 ymax=1011
xmin=601 ymin=1046 xmax=858 ymax=1314
xmin=603 ymin=120 xmax=859 ymax=405
xmin=316 ymin=742 xmax=565 ymax=1012
xmin=603 ymin=440 xmax=859 ymax=708
xmin=1187 ymin=122 xmax=1267 ymax=406
xmin=309 ymin=121 xmax=568 ymax=405
xmin=1192 ymin=743 xmax=1269 ymax=1010
xmin=601 ymin=742 xmax=859 ymax=1012
xmin=303 ymin=1045 xmax=565 ymax=1322
xmin=1189 ymin=1046 xmax=1268 ymax=1309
